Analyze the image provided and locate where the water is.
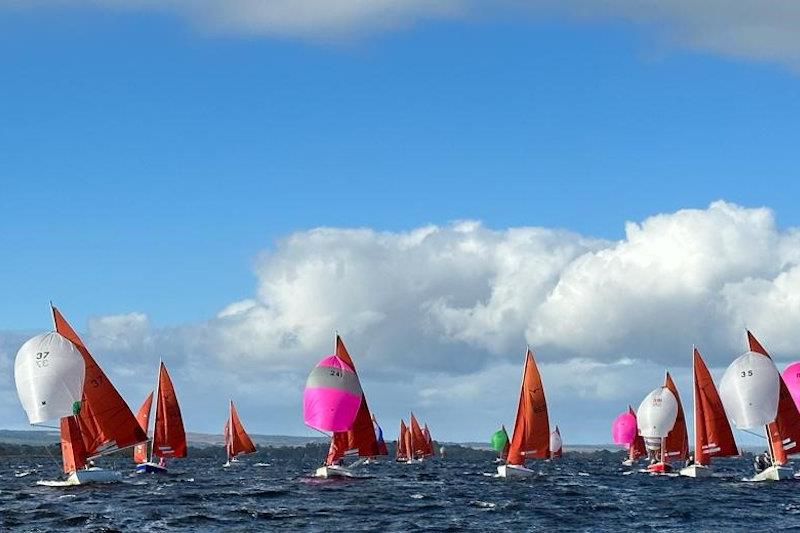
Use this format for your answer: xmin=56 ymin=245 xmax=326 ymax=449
xmin=2 ymin=452 xmax=799 ymax=531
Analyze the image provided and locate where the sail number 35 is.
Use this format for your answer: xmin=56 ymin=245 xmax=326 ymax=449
xmin=740 ymin=369 xmax=754 ymax=378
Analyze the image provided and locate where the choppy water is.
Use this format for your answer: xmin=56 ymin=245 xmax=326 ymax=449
xmin=2 ymin=452 xmax=800 ymax=531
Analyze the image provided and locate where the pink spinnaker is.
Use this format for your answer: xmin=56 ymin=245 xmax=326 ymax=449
xmin=611 ymin=411 xmax=637 ymax=445
xmin=303 ymin=354 xmax=363 ymax=433
xmin=782 ymin=361 xmax=800 ymax=410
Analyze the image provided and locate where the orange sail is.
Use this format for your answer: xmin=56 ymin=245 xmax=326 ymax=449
xmin=747 ymin=331 xmax=800 ymax=464
xmin=132 ymin=392 xmax=154 ymax=463
xmin=628 ymin=405 xmax=647 ymax=460
xmin=225 ymin=400 xmax=256 ymax=460
xmin=409 ymin=413 xmax=428 ymax=459
xmin=663 ymin=372 xmax=688 ymax=462
xmin=152 ymin=363 xmax=187 ymax=459
xmin=692 ymin=348 xmax=738 ymax=465
xmin=396 ymin=420 xmax=408 ymax=460
xmin=52 ymin=306 xmax=146 ymax=457
xmin=325 ymin=335 xmax=379 ymax=465
xmin=60 ymin=416 xmax=87 ymax=473
xmin=507 ymin=348 xmax=550 ymax=465
xmin=422 ymin=423 xmax=434 ymax=457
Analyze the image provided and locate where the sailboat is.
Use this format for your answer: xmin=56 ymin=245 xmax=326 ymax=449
xmin=223 ymin=400 xmax=257 ymax=467
xmin=422 ymin=423 xmax=435 ymax=458
xmin=396 ymin=419 xmax=409 ymax=462
xmin=370 ymin=414 xmax=389 ymax=461
xmin=134 ymin=362 xmax=187 ymax=474
xmin=404 ymin=413 xmax=428 ymax=463
xmin=612 ymin=406 xmax=646 ymax=466
xmin=636 ymin=371 xmax=688 ymax=474
xmin=679 ymin=347 xmax=738 ymax=478
xmin=497 ymin=347 xmax=550 ymax=478
xmin=719 ymin=331 xmax=800 ymax=481
xmin=16 ymin=305 xmax=147 ymax=486
xmin=550 ymin=426 xmax=562 ymax=459
xmin=303 ymin=335 xmax=376 ymax=478
xmin=490 ymin=425 xmax=510 ymax=464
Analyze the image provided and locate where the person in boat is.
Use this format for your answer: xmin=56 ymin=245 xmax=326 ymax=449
xmin=684 ymin=454 xmax=694 ymax=468
xmin=158 ymin=456 xmax=166 ymax=468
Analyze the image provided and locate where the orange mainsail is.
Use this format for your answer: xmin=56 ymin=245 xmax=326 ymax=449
xmin=325 ymin=335 xmax=379 ymax=465
xmin=747 ymin=331 xmax=800 ymax=464
xmin=628 ymin=405 xmax=647 ymax=460
xmin=60 ymin=416 xmax=87 ymax=473
xmin=152 ymin=363 xmax=187 ymax=459
xmin=507 ymin=348 xmax=550 ymax=465
xmin=663 ymin=372 xmax=688 ymax=462
xmin=53 ymin=305 xmax=146 ymax=464
xmin=225 ymin=400 xmax=257 ymax=460
xmin=409 ymin=413 xmax=428 ymax=459
xmin=396 ymin=420 xmax=408 ymax=460
xmin=692 ymin=348 xmax=738 ymax=465
xmin=132 ymin=391 xmax=154 ymax=463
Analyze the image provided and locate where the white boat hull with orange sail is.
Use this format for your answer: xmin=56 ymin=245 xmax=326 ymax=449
xmin=747 ymin=465 xmax=794 ymax=482
xmin=678 ymin=464 xmax=713 ymax=478
xmin=496 ymin=463 xmax=537 ymax=478
xmin=37 ymin=467 xmax=123 ymax=487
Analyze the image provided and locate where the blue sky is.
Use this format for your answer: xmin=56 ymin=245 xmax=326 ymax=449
xmin=3 ymin=5 xmax=800 ymax=329
xmin=2 ymin=3 xmax=800 ymax=442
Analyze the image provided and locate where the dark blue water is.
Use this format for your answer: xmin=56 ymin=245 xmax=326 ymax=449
xmin=2 ymin=452 xmax=800 ymax=531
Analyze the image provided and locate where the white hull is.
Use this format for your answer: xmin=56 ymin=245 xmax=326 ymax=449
xmin=496 ymin=464 xmax=537 ymax=478
xmin=405 ymin=458 xmax=424 ymax=465
xmin=314 ymin=464 xmax=357 ymax=478
xmin=679 ymin=464 xmax=713 ymax=478
xmin=747 ymin=465 xmax=794 ymax=482
xmin=37 ymin=467 xmax=122 ymax=487
xmin=135 ymin=462 xmax=168 ymax=474
xmin=621 ymin=459 xmax=634 ymax=467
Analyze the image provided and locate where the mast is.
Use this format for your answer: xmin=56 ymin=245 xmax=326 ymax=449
xmin=228 ymin=399 xmax=233 ymax=461
xmin=149 ymin=358 xmax=162 ymax=464
xmin=693 ymin=346 xmax=698 ymax=464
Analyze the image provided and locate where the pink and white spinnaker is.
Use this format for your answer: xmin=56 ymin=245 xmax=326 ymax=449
xmin=303 ymin=355 xmax=363 ymax=433
xmin=782 ymin=361 xmax=800 ymax=410
xmin=611 ymin=411 xmax=637 ymax=446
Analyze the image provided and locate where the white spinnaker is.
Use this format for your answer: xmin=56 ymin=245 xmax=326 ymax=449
xmin=14 ymin=332 xmax=85 ymax=424
xmin=719 ymin=351 xmax=780 ymax=429
xmin=550 ymin=430 xmax=562 ymax=452
xmin=636 ymin=387 xmax=678 ymax=438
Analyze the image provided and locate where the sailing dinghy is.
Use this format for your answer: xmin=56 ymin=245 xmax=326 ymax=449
xmin=18 ymin=305 xmax=147 ymax=486
xmin=304 ymin=335 xmax=377 ymax=478
xmin=636 ymin=372 xmax=688 ymax=474
xmin=405 ymin=413 xmax=429 ymax=463
xmin=719 ymin=331 xmax=800 ymax=481
xmin=490 ymin=425 xmax=510 ymax=464
xmin=366 ymin=414 xmax=388 ymax=463
xmin=223 ymin=400 xmax=257 ymax=467
xmin=497 ymin=348 xmax=550 ymax=478
xmin=134 ymin=362 xmax=187 ymax=474
xmin=679 ymin=348 xmax=738 ymax=478
xmin=612 ymin=407 xmax=645 ymax=466
xmin=549 ymin=426 xmax=562 ymax=459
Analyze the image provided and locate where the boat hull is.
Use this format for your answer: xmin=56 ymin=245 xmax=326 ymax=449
xmin=314 ymin=464 xmax=357 ymax=478
xmin=679 ymin=464 xmax=713 ymax=478
xmin=496 ymin=464 xmax=537 ymax=478
xmin=135 ymin=462 xmax=168 ymax=475
xmin=621 ymin=458 xmax=635 ymax=467
xmin=747 ymin=465 xmax=794 ymax=482
xmin=646 ymin=462 xmax=673 ymax=474
xmin=37 ymin=468 xmax=122 ymax=487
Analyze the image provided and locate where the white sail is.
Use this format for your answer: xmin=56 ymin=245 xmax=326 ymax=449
xmin=718 ymin=351 xmax=779 ymax=429
xmin=549 ymin=430 xmax=562 ymax=452
xmin=636 ymin=386 xmax=678 ymax=438
xmin=14 ymin=332 xmax=85 ymax=424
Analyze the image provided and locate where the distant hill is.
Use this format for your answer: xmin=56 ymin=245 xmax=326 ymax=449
xmin=0 ymin=429 xmax=328 ymax=447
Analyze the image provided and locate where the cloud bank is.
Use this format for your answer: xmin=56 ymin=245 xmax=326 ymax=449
xmin=4 ymin=1 xmax=800 ymax=67
xmin=3 ymin=200 xmax=800 ymax=442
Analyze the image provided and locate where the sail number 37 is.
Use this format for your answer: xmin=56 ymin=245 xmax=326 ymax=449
xmin=35 ymin=351 xmax=50 ymax=367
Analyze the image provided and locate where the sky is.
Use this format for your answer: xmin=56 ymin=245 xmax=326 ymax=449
xmin=2 ymin=1 xmax=800 ymax=444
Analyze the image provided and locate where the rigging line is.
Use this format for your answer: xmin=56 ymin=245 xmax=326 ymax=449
xmin=738 ymin=428 xmax=768 ymax=440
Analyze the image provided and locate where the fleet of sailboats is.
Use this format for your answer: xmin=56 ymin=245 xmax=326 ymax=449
xmin=13 ymin=305 xmax=800 ymax=486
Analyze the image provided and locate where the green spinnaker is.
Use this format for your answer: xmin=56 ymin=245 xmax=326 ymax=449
xmin=490 ymin=427 xmax=509 ymax=452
